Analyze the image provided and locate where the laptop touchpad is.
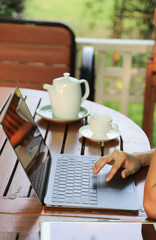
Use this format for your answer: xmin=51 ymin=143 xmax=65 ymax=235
xmin=98 ymin=169 xmax=134 ymax=192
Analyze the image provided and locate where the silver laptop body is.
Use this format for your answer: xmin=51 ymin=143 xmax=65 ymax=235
xmin=0 ymin=88 xmax=139 ymax=211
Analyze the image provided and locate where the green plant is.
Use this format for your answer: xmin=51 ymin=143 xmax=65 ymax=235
xmin=0 ymin=0 xmax=25 ymax=17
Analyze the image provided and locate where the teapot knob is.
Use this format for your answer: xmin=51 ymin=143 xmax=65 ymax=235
xmin=64 ymin=72 xmax=70 ymax=78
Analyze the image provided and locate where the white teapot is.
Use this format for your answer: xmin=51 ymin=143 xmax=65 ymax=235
xmin=43 ymin=73 xmax=90 ymax=119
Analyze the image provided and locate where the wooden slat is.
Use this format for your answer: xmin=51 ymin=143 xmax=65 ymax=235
xmin=0 ymin=43 xmax=71 ymax=64
xmin=83 ymin=137 xmax=121 ymax=157
xmin=6 ymin=163 xmax=31 ymax=198
xmin=0 ymin=213 xmax=40 ymax=236
xmin=104 ymin=138 xmax=121 ymax=156
xmin=20 ymin=88 xmax=48 ymax=99
xmin=0 ymin=81 xmax=44 ymax=90
xmin=0 ymin=197 xmax=146 ymax=220
xmin=25 ymin=94 xmax=41 ymax=117
xmin=83 ymin=138 xmax=102 ymax=156
xmin=0 ymin=63 xmax=70 ymax=81
xmin=152 ymin=74 xmax=156 ymax=85
xmin=35 ymin=98 xmax=50 ymax=138
xmin=64 ymin=120 xmax=84 ymax=155
xmin=0 ymin=24 xmax=72 ymax=45
xmin=0 ymin=21 xmax=75 ymax=89
xmin=0 ymin=88 xmax=14 ymax=112
xmin=0 ymin=63 xmax=70 ymax=89
xmin=0 ymin=127 xmax=7 ymax=153
xmin=0 ymin=197 xmax=43 ymax=214
xmin=0 ymin=233 xmax=17 ymax=240
xmin=0 ymin=142 xmax=17 ymax=196
xmin=46 ymin=122 xmax=66 ymax=154
xmin=19 ymin=232 xmax=39 ymax=240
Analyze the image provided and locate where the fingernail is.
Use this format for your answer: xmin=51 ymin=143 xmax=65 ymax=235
xmin=105 ymin=177 xmax=110 ymax=182
xmin=93 ymin=168 xmax=96 ymax=173
xmin=122 ymin=171 xmax=127 ymax=179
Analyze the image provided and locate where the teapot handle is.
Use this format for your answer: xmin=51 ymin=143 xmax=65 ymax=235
xmin=79 ymin=79 xmax=90 ymax=103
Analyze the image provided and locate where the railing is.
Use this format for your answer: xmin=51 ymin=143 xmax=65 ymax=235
xmin=76 ymin=38 xmax=155 ymax=116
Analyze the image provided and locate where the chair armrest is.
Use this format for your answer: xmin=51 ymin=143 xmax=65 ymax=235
xmin=80 ymin=46 xmax=95 ymax=101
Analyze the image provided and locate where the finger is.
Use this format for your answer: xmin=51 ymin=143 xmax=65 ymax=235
xmin=92 ymin=156 xmax=108 ymax=174
xmin=92 ymin=156 xmax=106 ymax=169
xmin=121 ymin=165 xmax=136 ymax=179
xmin=105 ymin=161 xmax=123 ymax=181
xmin=92 ymin=153 xmax=115 ymax=174
xmin=121 ymin=169 xmax=127 ymax=179
xmin=92 ymin=150 xmax=120 ymax=174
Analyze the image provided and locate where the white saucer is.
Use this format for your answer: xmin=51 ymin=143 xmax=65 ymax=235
xmin=36 ymin=105 xmax=89 ymax=123
xmin=79 ymin=125 xmax=121 ymax=142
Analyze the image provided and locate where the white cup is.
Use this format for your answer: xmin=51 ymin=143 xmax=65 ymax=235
xmin=89 ymin=114 xmax=112 ymax=136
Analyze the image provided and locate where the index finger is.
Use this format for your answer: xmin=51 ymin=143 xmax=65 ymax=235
xmin=92 ymin=154 xmax=114 ymax=174
xmin=105 ymin=162 xmax=122 ymax=181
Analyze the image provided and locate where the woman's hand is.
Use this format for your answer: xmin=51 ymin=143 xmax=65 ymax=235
xmin=92 ymin=149 xmax=143 ymax=181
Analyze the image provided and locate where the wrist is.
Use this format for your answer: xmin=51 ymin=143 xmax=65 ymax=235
xmin=133 ymin=149 xmax=155 ymax=167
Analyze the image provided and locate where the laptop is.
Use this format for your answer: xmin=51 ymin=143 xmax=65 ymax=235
xmin=0 ymin=87 xmax=140 ymax=211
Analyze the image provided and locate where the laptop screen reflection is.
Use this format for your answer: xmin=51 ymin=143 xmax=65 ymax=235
xmin=1 ymin=88 xmax=51 ymax=202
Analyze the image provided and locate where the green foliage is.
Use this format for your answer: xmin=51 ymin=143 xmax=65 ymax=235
xmin=112 ymin=0 xmax=156 ymax=39
xmin=132 ymin=53 xmax=149 ymax=68
xmin=104 ymin=101 xmax=121 ymax=112
xmin=83 ymin=0 xmax=113 ymax=31
xmin=128 ymin=102 xmax=143 ymax=127
xmin=84 ymin=0 xmax=105 ymax=27
xmin=83 ymin=0 xmax=156 ymax=39
xmin=0 ymin=0 xmax=25 ymax=17
xmin=104 ymin=101 xmax=156 ymax=147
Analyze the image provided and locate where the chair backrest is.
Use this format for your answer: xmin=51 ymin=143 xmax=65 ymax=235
xmin=0 ymin=19 xmax=76 ymax=89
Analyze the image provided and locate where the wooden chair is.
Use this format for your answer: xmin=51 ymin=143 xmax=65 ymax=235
xmin=0 ymin=19 xmax=95 ymax=101
xmin=142 ymin=10 xmax=156 ymax=146
xmin=142 ymin=56 xmax=156 ymax=146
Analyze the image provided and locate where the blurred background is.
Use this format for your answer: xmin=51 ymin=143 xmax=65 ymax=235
xmin=1 ymin=0 xmax=155 ymax=39
xmin=1 ymin=0 xmax=156 ymax=145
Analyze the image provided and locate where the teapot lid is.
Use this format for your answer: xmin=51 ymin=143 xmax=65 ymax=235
xmin=63 ymin=72 xmax=70 ymax=78
xmin=54 ymin=73 xmax=78 ymax=83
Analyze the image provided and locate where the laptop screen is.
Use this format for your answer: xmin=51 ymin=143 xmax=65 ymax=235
xmin=1 ymin=88 xmax=51 ymax=202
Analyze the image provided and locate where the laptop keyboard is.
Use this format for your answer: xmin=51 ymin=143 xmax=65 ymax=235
xmin=52 ymin=156 xmax=98 ymax=205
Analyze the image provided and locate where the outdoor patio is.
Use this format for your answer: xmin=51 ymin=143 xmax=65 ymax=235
xmin=76 ymin=38 xmax=154 ymax=116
